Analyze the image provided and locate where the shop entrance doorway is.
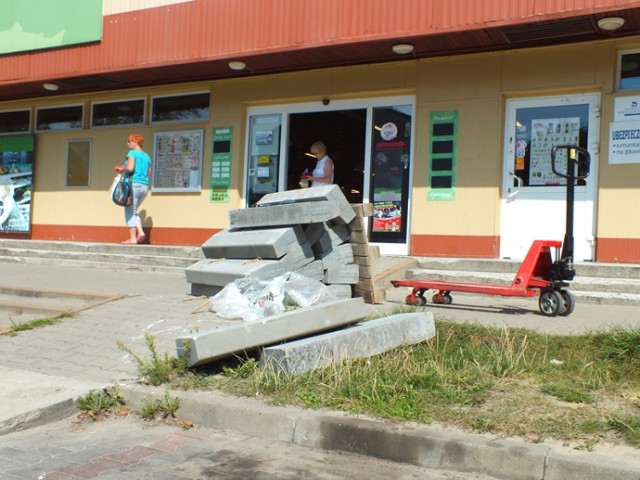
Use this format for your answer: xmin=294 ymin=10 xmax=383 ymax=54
xmin=244 ymin=96 xmax=414 ymax=255
xmin=500 ymin=93 xmax=600 ymax=261
xmin=287 ymin=110 xmax=366 ymax=204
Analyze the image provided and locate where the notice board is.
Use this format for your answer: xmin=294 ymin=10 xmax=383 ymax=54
xmin=152 ymin=129 xmax=204 ymax=192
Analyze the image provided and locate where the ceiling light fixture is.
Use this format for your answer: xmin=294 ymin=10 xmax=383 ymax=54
xmin=597 ymin=16 xmax=625 ymax=31
xmin=392 ymin=43 xmax=414 ymax=55
xmin=228 ymin=60 xmax=247 ymax=71
xmin=43 ymin=83 xmax=59 ymax=91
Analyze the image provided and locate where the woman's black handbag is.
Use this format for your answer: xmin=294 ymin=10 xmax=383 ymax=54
xmin=112 ymin=175 xmax=132 ymax=207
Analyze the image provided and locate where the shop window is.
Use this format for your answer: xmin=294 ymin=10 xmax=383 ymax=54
xmin=151 ymin=92 xmax=210 ymax=124
xmin=91 ymin=99 xmax=145 ymax=127
xmin=66 ymin=139 xmax=91 ymax=187
xmin=618 ymin=49 xmax=640 ymax=90
xmin=0 ymin=109 xmax=30 ymax=135
xmin=36 ymin=105 xmax=83 ymax=131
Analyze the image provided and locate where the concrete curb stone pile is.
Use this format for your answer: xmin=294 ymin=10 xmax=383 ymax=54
xmin=185 ymin=185 xmax=373 ymax=301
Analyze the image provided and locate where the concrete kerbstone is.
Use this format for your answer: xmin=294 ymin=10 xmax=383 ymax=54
xmin=120 ymin=384 xmax=640 ymax=480
xmin=295 ymin=260 xmax=325 ymax=281
xmin=202 ymin=226 xmax=305 ymax=259
xmin=176 ymin=298 xmax=369 ymax=366
xmin=185 ymin=258 xmax=286 ymax=287
xmin=259 ymin=312 xmax=435 ymax=374
xmin=323 ymin=264 xmax=359 ymax=284
xmin=229 ymin=201 xmax=355 ymax=228
xmin=293 ymin=414 xmax=548 ymax=480
xmin=320 ymin=243 xmax=354 ymax=269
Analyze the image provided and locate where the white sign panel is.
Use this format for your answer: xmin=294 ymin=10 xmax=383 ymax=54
xmin=608 ymin=120 xmax=640 ymax=164
xmin=614 ymin=96 xmax=640 ymax=122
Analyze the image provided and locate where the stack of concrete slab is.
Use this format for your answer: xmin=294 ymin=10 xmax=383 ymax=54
xmin=186 ymin=185 xmax=372 ymax=300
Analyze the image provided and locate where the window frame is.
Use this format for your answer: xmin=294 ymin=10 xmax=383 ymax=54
xmin=616 ymin=48 xmax=640 ymax=92
xmin=90 ymin=97 xmax=146 ymax=128
xmin=35 ymin=104 xmax=84 ymax=132
xmin=0 ymin=109 xmax=31 ymax=135
xmin=150 ymin=91 xmax=210 ymax=125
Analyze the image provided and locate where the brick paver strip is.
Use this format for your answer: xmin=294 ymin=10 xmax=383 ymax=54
xmin=43 ymin=431 xmax=204 ymax=478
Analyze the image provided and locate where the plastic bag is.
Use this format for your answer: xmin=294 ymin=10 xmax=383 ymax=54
xmin=109 ymin=174 xmax=120 ymax=197
xmin=209 ymin=272 xmax=335 ymax=321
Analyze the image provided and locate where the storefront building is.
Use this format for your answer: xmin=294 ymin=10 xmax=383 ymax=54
xmin=2 ymin=0 xmax=640 ymax=262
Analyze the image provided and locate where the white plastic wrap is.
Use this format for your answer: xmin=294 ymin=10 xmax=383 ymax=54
xmin=209 ymin=272 xmax=335 ymax=321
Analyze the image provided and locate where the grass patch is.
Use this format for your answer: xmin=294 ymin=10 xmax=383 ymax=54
xmin=117 ymin=334 xmax=191 ymax=386
xmin=6 ymin=311 xmax=74 ymax=334
xmin=77 ymin=386 xmax=126 ymax=420
xmin=117 ymin=316 xmax=640 ymax=449
xmin=212 ymin=315 xmax=640 ymax=449
xmin=140 ymin=391 xmax=182 ymax=420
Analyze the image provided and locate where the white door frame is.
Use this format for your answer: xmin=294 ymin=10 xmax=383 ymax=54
xmin=244 ymin=95 xmax=416 ymax=255
xmin=500 ymin=93 xmax=600 ymax=261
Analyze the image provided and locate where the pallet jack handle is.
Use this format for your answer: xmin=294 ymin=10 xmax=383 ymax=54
xmin=550 ymin=145 xmax=591 ymax=276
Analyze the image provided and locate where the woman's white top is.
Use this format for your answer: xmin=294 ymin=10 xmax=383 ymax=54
xmin=311 ymin=155 xmax=334 ymax=187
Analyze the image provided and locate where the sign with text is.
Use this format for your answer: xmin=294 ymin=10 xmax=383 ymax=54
xmin=608 ymin=120 xmax=640 ymax=164
xmin=210 ymin=127 xmax=233 ymax=203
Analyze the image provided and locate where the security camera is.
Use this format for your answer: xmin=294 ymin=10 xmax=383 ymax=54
xmin=322 ymin=98 xmax=330 ymax=106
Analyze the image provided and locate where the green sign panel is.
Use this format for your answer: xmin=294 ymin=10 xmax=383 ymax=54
xmin=0 ymin=0 xmax=103 ymax=55
xmin=210 ymin=127 xmax=233 ymax=203
xmin=428 ymin=110 xmax=458 ymax=201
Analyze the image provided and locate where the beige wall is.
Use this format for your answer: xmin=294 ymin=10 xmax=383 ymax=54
xmin=3 ymin=36 xmax=640 ymax=243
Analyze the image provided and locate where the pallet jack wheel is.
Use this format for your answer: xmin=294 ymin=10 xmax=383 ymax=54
xmin=405 ymin=294 xmax=426 ymax=306
xmin=557 ymin=290 xmax=575 ymax=316
xmin=538 ymin=290 xmax=563 ymax=317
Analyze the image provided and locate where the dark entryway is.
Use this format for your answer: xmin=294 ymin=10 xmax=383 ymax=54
xmin=287 ymin=109 xmax=366 ymax=204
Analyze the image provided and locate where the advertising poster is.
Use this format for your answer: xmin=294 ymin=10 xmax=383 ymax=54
xmin=529 ymin=117 xmax=579 ymax=185
xmin=153 ymin=129 xmax=204 ymax=192
xmin=372 ymin=201 xmax=402 ymax=232
xmin=0 ymin=135 xmax=34 ymax=234
xmin=210 ymin=126 xmax=233 ymax=203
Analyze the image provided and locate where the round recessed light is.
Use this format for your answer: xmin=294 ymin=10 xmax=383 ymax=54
xmin=392 ymin=43 xmax=414 ymax=55
xmin=597 ymin=16 xmax=625 ymax=31
xmin=228 ymin=60 xmax=247 ymax=71
xmin=43 ymin=83 xmax=59 ymax=91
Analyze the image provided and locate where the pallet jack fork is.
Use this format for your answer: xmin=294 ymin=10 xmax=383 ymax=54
xmin=392 ymin=144 xmax=591 ymax=317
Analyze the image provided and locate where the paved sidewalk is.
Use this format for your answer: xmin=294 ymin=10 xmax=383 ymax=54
xmin=1 ymin=262 xmax=639 ymax=480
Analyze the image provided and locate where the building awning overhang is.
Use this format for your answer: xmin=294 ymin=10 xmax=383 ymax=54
xmin=1 ymin=1 xmax=640 ymax=102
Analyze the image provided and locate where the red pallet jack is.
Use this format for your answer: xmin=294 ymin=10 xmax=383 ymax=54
xmin=391 ymin=144 xmax=590 ymax=317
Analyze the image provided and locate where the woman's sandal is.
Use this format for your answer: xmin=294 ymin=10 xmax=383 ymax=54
xmin=136 ymin=234 xmax=146 ymax=244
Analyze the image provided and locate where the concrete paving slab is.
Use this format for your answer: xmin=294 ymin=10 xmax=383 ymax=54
xmin=260 ymin=311 xmax=435 ymax=374
xmin=176 ymin=298 xmax=369 ymax=366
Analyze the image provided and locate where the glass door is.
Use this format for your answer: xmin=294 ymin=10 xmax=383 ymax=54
xmin=245 ymin=114 xmax=281 ymax=206
xmin=501 ymin=93 xmax=600 ymax=261
xmin=368 ymin=105 xmax=412 ymax=247
xmin=244 ymin=97 xmax=414 ymax=255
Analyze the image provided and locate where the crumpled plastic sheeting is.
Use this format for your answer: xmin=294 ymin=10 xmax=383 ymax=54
xmin=209 ymin=271 xmax=337 ymax=321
